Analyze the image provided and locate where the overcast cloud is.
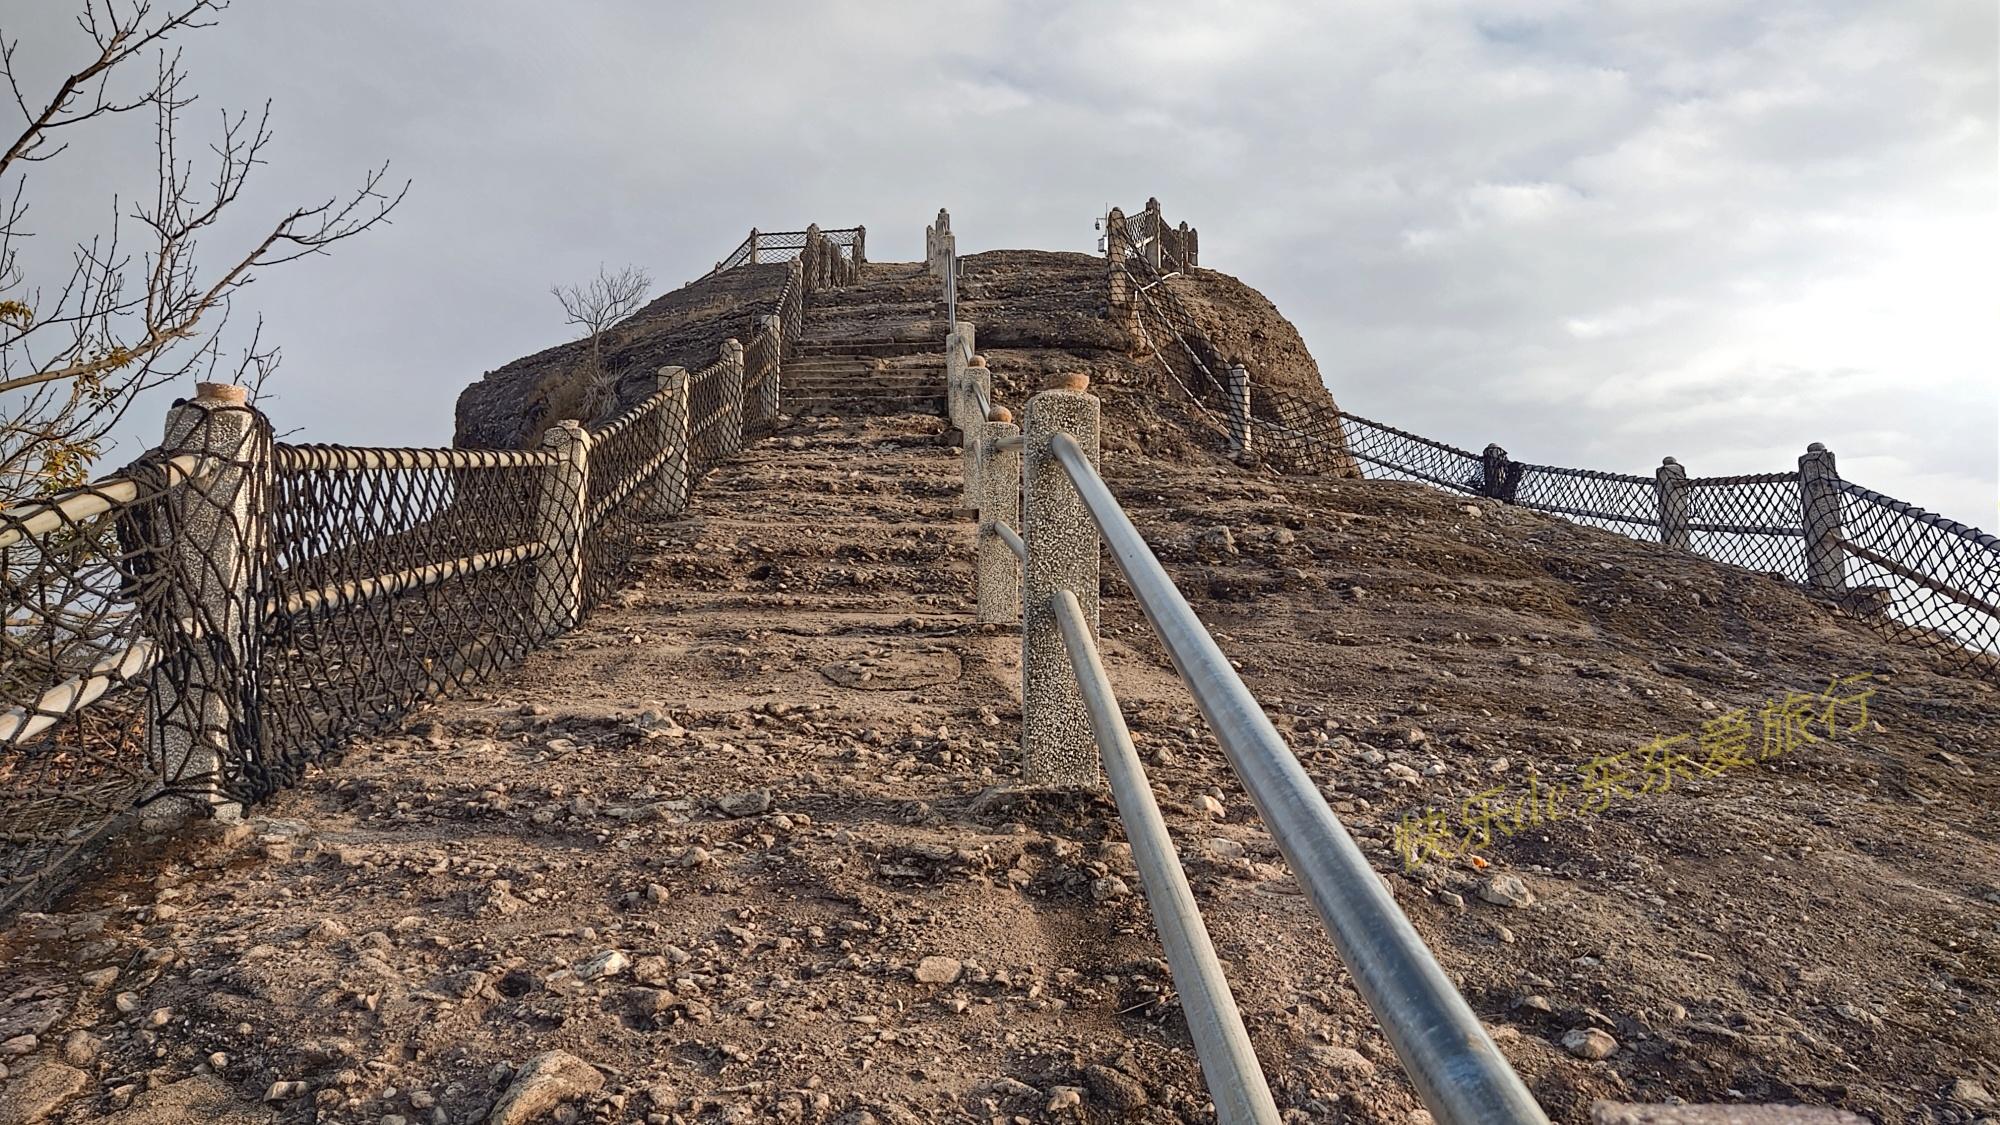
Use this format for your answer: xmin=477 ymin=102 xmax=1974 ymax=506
xmin=6 ymin=0 xmax=1994 ymax=524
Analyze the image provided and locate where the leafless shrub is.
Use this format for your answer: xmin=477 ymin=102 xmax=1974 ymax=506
xmin=550 ymin=264 xmax=651 ymax=424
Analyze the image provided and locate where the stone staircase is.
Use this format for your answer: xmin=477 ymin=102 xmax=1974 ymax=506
xmin=781 ymin=262 xmax=948 ymax=415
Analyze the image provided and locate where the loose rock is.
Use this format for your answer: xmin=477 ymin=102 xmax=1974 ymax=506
xmin=1561 ymin=1027 xmax=1618 ymax=1060
xmin=487 ymin=1050 xmax=605 ymax=1125
xmin=913 ymin=956 xmax=963 ymax=985
xmin=1479 ymin=874 xmax=1536 ymax=909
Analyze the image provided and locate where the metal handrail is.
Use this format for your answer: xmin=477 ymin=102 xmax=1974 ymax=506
xmin=1052 ymin=590 xmax=1281 ymax=1125
xmin=995 ymin=521 xmax=1025 ymax=561
xmin=1047 ymin=432 xmax=1549 ymax=1125
xmin=944 ymin=245 xmax=958 ymax=329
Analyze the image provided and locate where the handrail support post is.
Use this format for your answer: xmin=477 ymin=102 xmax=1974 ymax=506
xmin=1021 ymin=379 xmax=1101 ymax=785
xmin=976 ymin=416 xmax=1022 ymax=623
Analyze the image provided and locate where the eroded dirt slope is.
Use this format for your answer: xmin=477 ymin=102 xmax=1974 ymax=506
xmin=1 ymin=399 xmax=1994 ymax=1125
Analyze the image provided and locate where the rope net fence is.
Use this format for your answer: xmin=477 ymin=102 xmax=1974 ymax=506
xmin=1 ymin=405 xmax=266 ymax=911
xmin=1511 ymin=464 xmax=1658 ymax=536
xmin=3 ymin=470 xmax=169 ymax=909
xmin=714 ymin=226 xmax=864 ymax=273
xmin=1831 ymin=483 xmax=2000 ymax=673
xmin=1110 ymin=204 xmax=1998 ymax=684
xmin=260 ymin=443 xmax=564 ymax=796
xmin=1685 ymin=472 xmax=1806 ymax=580
xmin=2 ymin=222 xmax=845 ymax=915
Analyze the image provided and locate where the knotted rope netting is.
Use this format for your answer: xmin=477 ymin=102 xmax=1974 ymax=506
xmin=0 ymin=224 xmax=859 ymax=914
xmin=1 ymin=401 xmax=267 ymax=911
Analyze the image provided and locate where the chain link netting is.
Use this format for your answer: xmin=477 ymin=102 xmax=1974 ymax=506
xmin=1327 ymin=410 xmax=1483 ymax=494
xmin=581 ymin=382 xmax=692 ymax=612
xmin=1684 ymin=472 xmax=1806 ymax=580
xmin=1512 ymin=464 xmax=1658 ymax=536
xmin=688 ymin=356 xmax=743 ymax=477
xmin=2 ymin=475 xmax=160 ymax=912
xmin=744 ymin=323 xmax=782 ymax=436
xmin=1 ymin=224 xmax=854 ymax=915
xmin=713 ymin=226 xmax=864 ymax=273
xmin=1830 ymin=482 xmax=2000 ymax=675
xmin=1109 ymin=205 xmax=1996 ymax=681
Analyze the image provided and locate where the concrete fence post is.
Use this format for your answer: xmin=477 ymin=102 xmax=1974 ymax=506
xmin=945 ymin=322 xmax=977 ymax=429
xmin=747 ymin=227 xmax=760 ymax=266
xmin=533 ymin=419 xmax=590 ymax=634
xmin=719 ymin=338 xmax=746 ymax=457
xmin=1144 ymin=197 xmax=1165 ymax=271
xmin=652 ymin=367 xmax=692 ymax=517
xmin=958 ymin=356 xmax=993 ymax=509
xmin=930 ymin=209 xmax=952 ymax=277
xmin=1799 ymin=443 xmax=1846 ymax=593
xmin=1021 ymin=375 xmax=1101 ymax=786
xmin=853 ymin=225 xmax=866 ymax=265
xmin=142 ymin=382 xmax=267 ymax=825
xmin=976 ymin=409 xmax=1022 ymax=624
xmin=1105 ymin=207 xmax=1142 ymax=346
xmin=1225 ymin=362 xmax=1253 ymax=456
xmin=965 ymin=353 xmax=991 ymax=428
xmin=1655 ymin=456 xmax=1691 ymax=551
xmin=755 ymin=315 xmax=783 ymax=423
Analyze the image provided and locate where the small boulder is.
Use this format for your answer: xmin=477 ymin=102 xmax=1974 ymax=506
xmin=1948 ymin=1078 xmax=1995 ymax=1110
xmin=1562 ymin=1027 xmax=1618 ymax=1060
xmin=1196 ymin=526 xmax=1238 ymax=557
xmin=574 ymin=951 xmax=629 ymax=982
xmin=717 ymin=790 xmax=773 ymax=818
xmin=60 ymin=1031 xmax=102 ymax=1067
xmin=0 ymin=1060 xmax=87 ymax=1124
xmin=1479 ymin=874 xmax=1536 ymax=909
xmin=487 ymin=1051 xmax=605 ymax=1125
xmin=913 ymin=957 xmax=963 ymax=985
xmin=1082 ymin=1065 xmax=1149 ymax=1112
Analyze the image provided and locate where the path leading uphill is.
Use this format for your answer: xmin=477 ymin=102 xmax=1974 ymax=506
xmin=0 ymin=412 xmax=1411 ymax=1125
xmin=2 ymin=385 xmax=1995 ymax=1122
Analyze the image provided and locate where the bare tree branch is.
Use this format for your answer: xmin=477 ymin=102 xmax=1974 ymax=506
xmin=0 ymin=0 xmax=409 ymax=496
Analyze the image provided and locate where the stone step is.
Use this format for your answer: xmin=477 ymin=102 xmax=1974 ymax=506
xmin=781 ymin=357 xmax=922 ymax=370
xmin=784 ymin=382 xmax=941 ymax=395
xmin=776 ymin=376 xmax=940 ymax=390
xmin=785 ymin=386 xmax=943 ymax=399
xmin=795 ymin=339 xmax=936 ymax=358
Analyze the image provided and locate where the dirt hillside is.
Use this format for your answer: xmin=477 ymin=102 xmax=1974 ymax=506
xmin=0 ymin=258 xmax=1993 ymax=1125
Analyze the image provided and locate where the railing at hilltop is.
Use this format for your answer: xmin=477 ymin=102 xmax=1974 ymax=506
xmin=1105 ymin=200 xmax=2000 ymax=682
xmin=711 ymin=224 xmax=865 ymax=274
xmin=924 ymin=207 xmax=966 ymax=334
xmin=1117 ymin=196 xmax=1199 ymax=273
xmin=0 ymin=223 xmax=853 ymax=915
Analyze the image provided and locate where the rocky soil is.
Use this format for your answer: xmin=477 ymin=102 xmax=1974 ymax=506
xmin=2 ymin=401 xmax=1994 ymax=1125
xmin=2 ymin=255 xmax=1995 ymax=1125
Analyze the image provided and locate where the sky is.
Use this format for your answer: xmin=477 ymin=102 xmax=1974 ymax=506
xmin=5 ymin=0 xmax=1995 ymax=526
